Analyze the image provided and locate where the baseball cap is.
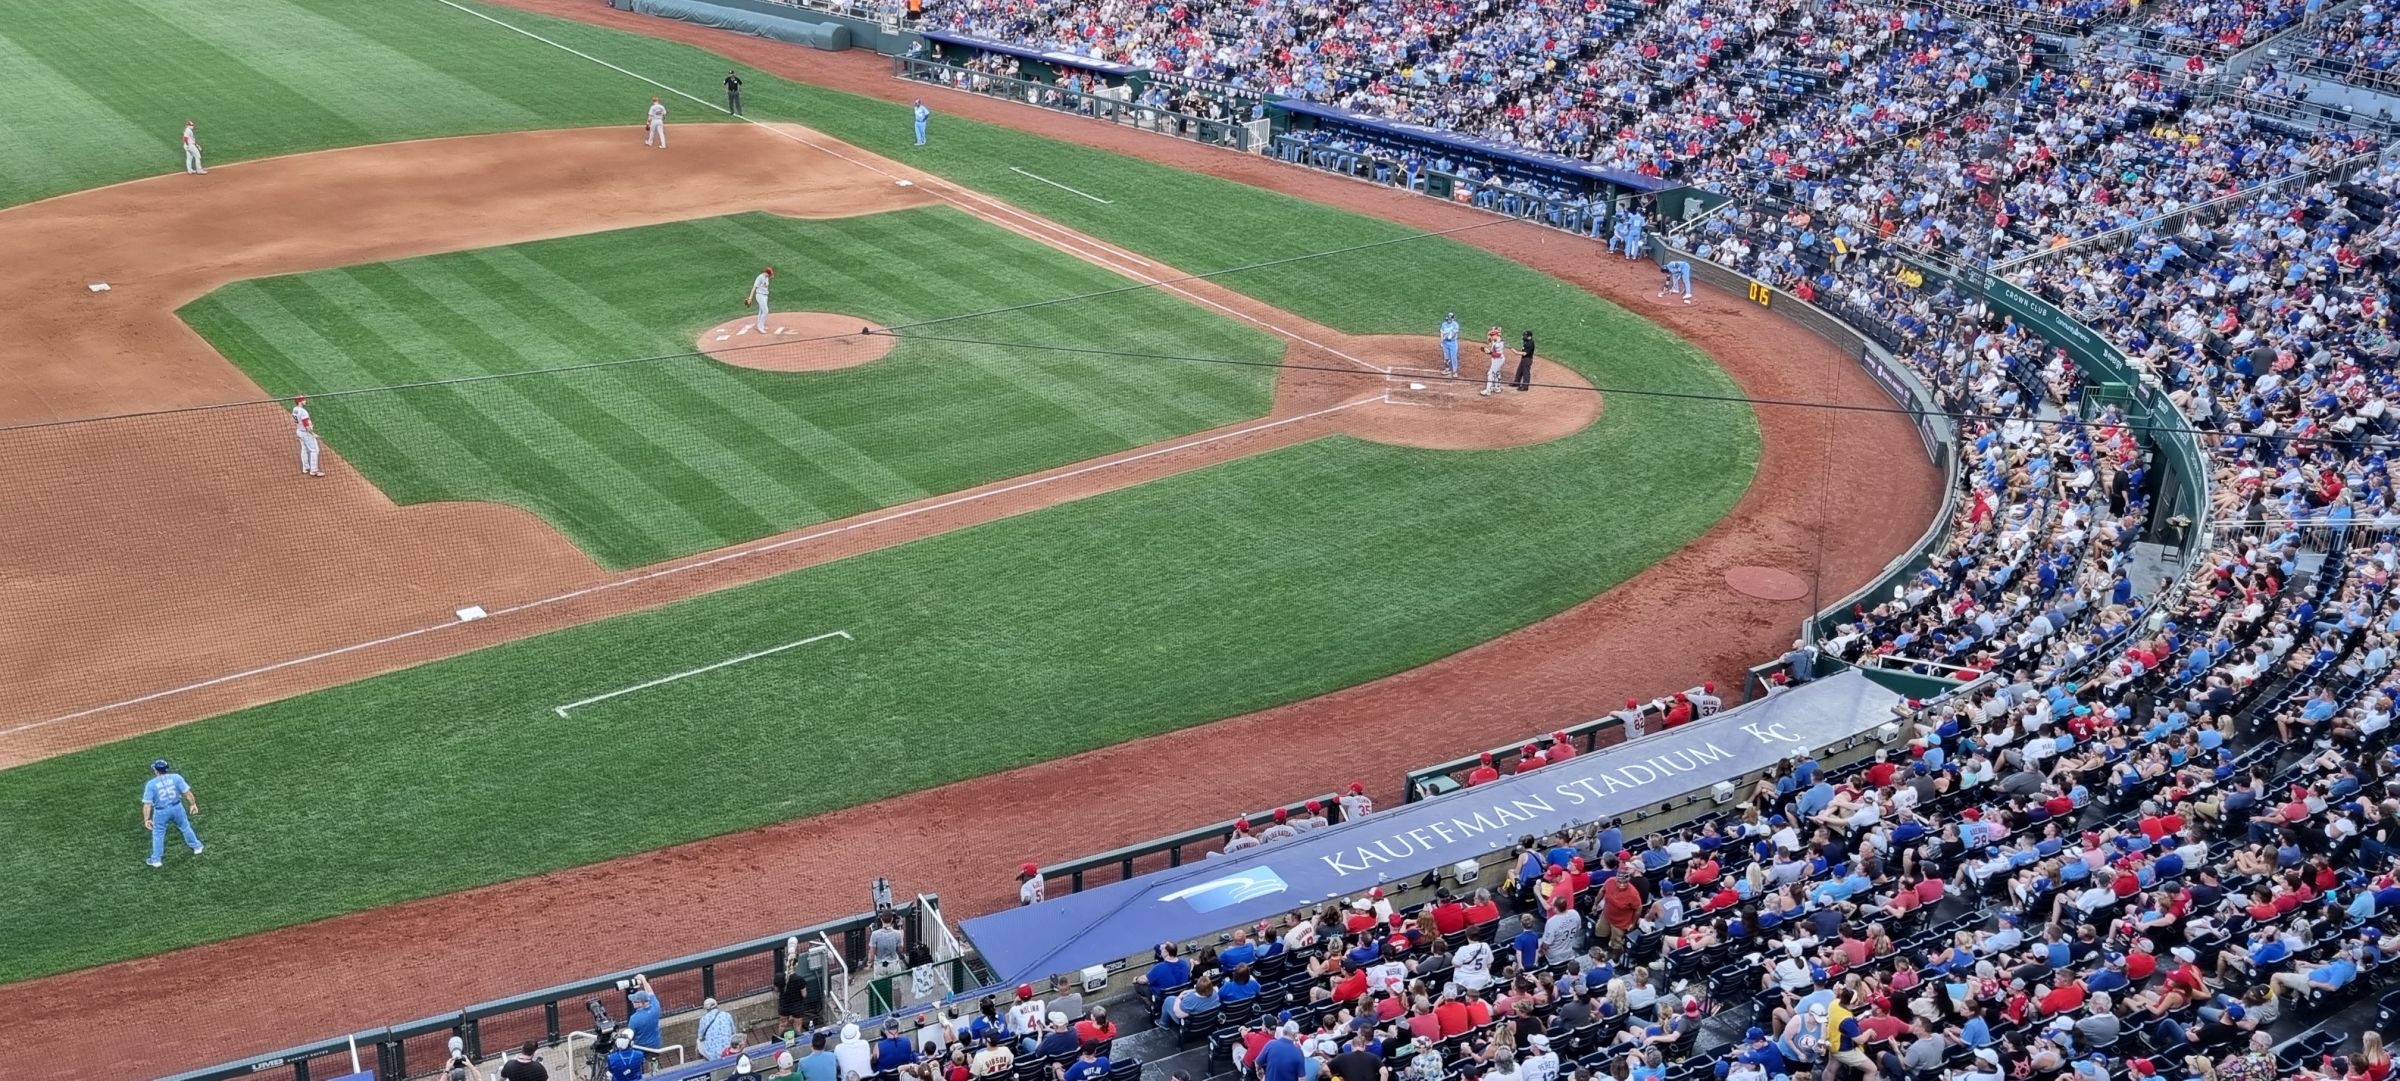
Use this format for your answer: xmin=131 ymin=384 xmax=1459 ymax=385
xmin=1348 ymin=782 xmax=1365 ymax=794
xmin=1048 ymin=1012 xmax=1068 ymax=1026
xmin=151 ymin=759 xmax=170 ymax=772
xmin=1745 ymin=1027 xmax=1767 ymax=1041
xmin=1234 ymin=817 xmax=1251 ymax=831
xmin=1527 ymin=1034 xmax=1550 ymax=1048
xmin=1016 ymin=984 xmax=1034 ymax=1000
xmin=1274 ymin=808 xmax=1290 ymax=822
xmin=1305 ymin=800 xmax=1324 ymax=813
xmin=1020 ymin=862 xmax=1039 ymax=876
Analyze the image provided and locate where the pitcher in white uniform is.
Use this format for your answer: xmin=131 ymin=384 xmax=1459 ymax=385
xmin=645 ymin=97 xmax=668 ymax=149
xmin=293 ymin=395 xmax=323 ymax=477
xmin=745 ymin=266 xmax=773 ymax=332
xmin=182 ymin=119 xmax=205 ymax=174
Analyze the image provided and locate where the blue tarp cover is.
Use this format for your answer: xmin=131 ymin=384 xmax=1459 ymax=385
xmin=962 ymin=670 xmax=1898 ymax=984
xmin=921 ymin=31 xmax=1138 ymax=77
xmin=1276 ymin=100 xmax=1666 ymax=191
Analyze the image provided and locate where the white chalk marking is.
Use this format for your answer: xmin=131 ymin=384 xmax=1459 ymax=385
xmin=5 ymin=397 xmax=1377 ymax=735
xmin=1009 ymin=166 xmax=1113 ymax=204
xmin=552 ymin=630 xmax=851 ymax=717
xmin=424 ymin=0 xmax=1392 ymax=375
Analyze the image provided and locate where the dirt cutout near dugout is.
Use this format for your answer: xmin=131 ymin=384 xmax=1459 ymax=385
xmin=0 ymin=41 xmax=1938 ymax=1081
xmin=697 ymin=313 xmax=895 ymax=370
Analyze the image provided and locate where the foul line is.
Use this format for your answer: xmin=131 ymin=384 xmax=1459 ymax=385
xmin=5 ymin=396 xmax=1377 ymax=735
xmin=552 ymin=630 xmax=851 ymax=717
xmin=423 ymin=0 xmax=1385 ymax=375
xmin=1009 ymin=166 xmax=1113 ymax=204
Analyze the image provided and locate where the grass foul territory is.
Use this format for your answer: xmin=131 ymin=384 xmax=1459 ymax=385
xmin=0 ymin=0 xmax=1761 ymax=980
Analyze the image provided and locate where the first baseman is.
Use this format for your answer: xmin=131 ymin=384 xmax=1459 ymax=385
xmin=293 ymin=395 xmax=323 ymax=477
xmin=1439 ymin=312 xmax=1460 ymax=376
xmin=1480 ymin=327 xmax=1506 ymax=396
xmin=645 ymin=96 xmax=668 ymax=149
xmin=181 ymin=119 xmax=205 ymax=174
xmin=142 ymin=759 xmax=203 ymax=868
xmin=746 ymin=266 xmax=774 ymax=332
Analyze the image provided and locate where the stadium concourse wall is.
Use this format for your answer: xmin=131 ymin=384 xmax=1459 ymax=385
xmin=615 ymin=0 xmax=910 ymax=53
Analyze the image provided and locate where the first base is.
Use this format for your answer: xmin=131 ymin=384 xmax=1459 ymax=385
xmin=896 ymin=179 xmax=915 ymax=187
xmin=1408 ymin=382 xmax=1426 ymax=390
xmin=87 ymin=282 xmax=111 ymax=292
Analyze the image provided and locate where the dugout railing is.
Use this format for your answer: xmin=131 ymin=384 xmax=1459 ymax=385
xmin=892 ymin=57 xmax=1272 ymax=152
xmin=162 ymin=900 xmax=935 ymax=1081
xmin=1031 ymin=792 xmax=1342 ymax=895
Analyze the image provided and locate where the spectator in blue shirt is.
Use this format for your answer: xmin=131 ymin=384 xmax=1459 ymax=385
xmin=1138 ymin=943 xmax=1191 ymax=1005
xmin=1060 ymin=1044 xmax=1111 ymax=1081
xmin=873 ymin=1021 xmax=919 ymax=1071
xmin=626 ymin=979 xmax=663 ymax=1053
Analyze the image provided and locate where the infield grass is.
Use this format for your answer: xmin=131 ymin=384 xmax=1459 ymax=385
xmin=0 ymin=0 xmax=1764 ymax=981
xmin=180 ymin=208 xmax=1282 ymax=567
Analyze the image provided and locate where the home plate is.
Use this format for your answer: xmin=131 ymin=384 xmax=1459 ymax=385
xmin=896 ymin=179 xmax=915 ymax=187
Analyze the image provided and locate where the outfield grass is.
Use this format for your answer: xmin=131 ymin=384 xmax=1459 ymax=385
xmin=181 ymin=208 xmax=1281 ymax=566
xmin=0 ymin=0 xmax=1763 ymax=981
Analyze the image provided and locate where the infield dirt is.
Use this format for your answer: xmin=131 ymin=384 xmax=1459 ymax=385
xmin=0 ymin=42 xmax=1941 ymax=1080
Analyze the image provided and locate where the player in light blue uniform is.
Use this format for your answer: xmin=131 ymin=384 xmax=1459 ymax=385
xmin=142 ymin=759 xmax=202 ymax=868
xmin=1440 ymin=313 xmax=1461 ymax=376
xmin=913 ymin=99 xmax=930 ymax=146
xmin=1616 ymin=211 xmax=1646 ymax=259
xmin=1659 ymin=260 xmax=1693 ymax=304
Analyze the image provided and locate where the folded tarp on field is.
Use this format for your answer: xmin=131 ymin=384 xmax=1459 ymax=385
xmin=962 ymin=669 xmax=1900 ymax=985
xmin=631 ymin=0 xmax=851 ymax=49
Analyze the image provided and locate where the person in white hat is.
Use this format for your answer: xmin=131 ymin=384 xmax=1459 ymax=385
xmin=606 ymin=1028 xmax=645 ymax=1080
xmin=696 ymin=997 xmax=736 ymax=1059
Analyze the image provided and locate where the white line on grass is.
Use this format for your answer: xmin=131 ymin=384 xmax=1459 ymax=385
xmin=423 ymin=0 xmax=1390 ymax=374
xmin=552 ymin=630 xmax=851 ymax=717
xmin=1009 ymin=166 xmax=1113 ymax=204
xmin=3 ymin=397 xmax=1378 ymax=734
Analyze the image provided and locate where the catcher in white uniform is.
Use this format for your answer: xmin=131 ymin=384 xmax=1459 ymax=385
xmin=293 ymin=396 xmax=323 ymax=477
xmin=745 ymin=266 xmax=774 ymax=332
xmin=644 ymin=97 xmax=668 ymax=148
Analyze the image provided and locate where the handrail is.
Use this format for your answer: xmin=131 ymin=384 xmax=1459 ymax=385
xmin=1987 ymin=145 xmax=2382 ymax=271
xmin=1036 ymin=793 xmax=1341 ymax=891
xmin=164 ymin=901 xmax=922 ymax=1081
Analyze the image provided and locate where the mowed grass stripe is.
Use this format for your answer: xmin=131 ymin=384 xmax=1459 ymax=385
xmin=322 ymin=263 xmax=773 ymax=556
xmin=267 ymin=273 xmax=685 ymax=554
xmin=4 ymin=0 xmax=374 ymax=165
xmin=471 ymin=231 xmax=977 ymax=516
xmin=193 ymin=283 xmax=517 ymax=502
xmin=188 ymin=209 xmax=1281 ymax=563
xmin=0 ymin=23 xmax=160 ymax=200
xmin=426 ymin=249 xmax=842 ymax=528
xmin=122 ymin=0 xmax=543 ymax=135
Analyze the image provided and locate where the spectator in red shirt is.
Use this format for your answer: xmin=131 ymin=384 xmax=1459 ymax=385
xmin=1430 ymin=893 xmax=1468 ymax=936
xmin=1864 ymin=752 xmax=1899 ymax=789
xmin=2036 ymin=979 xmax=2085 ymax=1018
xmin=1433 ymin=987 xmax=1470 ymax=1037
xmin=1685 ymin=854 xmax=1721 ymax=886
xmin=1662 ymin=694 xmax=1695 ymax=729
xmin=1461 ymin=889 xmax=1501 ymax=927
xmin=1600 ymin=874 xmax=1644 ymax=954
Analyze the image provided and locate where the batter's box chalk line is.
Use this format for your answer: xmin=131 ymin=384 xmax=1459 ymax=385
xmin=551 ymin=629 xmax=853 ymax=718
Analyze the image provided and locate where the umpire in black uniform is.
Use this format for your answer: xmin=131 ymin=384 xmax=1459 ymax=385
xmin=725 ymin=70 xmax=745 ymax=115
xmin=1512 ymin=329 xmax=1536 ymax=391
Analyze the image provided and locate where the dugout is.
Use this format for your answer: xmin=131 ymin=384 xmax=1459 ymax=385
xmin=1271 ymin=99 xmax=1668 ymax=227
xmin=917 ymin=30 xmax=1137 ymax=88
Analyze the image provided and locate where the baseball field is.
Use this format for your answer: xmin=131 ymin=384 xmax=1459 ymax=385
xmin=0 ymin=0 xmax=1937 ymax=1070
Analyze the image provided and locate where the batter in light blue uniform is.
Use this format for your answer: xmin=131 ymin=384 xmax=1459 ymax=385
xmin=142 ymin=759 xmax=202 ymax=868
xmin=1659 ymin=260 xmax=1693 ymax=304
xmin=913 ymin=99 xmax=930 ymax=146
xmin=1439 ymin=313 xmax=1461 ymax=376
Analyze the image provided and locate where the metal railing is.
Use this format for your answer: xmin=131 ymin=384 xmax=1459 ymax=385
xmin=1033 ymin=792 xmax=1341 ymax=893
xmin=892 ymin=57 xmax=1271 ymax=152
xmin=164 ymin=901 xmax=926 ymax=1081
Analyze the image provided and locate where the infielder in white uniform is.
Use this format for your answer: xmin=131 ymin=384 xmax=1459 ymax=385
xmin=182 ymin=120 xmax=206 ymax=174
xmin=1479 ymin=328 xmax=1506 ymax=395
xmin=745 ymin=266 xmax=774 ymax=332
xmin=293 ymin=395 xmax=323 ymax=477
xmin=645 ymin=97 xmax=668 ymax=149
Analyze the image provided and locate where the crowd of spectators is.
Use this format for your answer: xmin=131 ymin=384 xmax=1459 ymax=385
xmin=2295 ymin=0 xmax=2400 ymax=90
xmin=2140 ymin=0 xmax=2313 ymax=57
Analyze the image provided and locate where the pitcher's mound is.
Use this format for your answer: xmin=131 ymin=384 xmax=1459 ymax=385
xmin=696 ymin=313 xmax=892 ymax=372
